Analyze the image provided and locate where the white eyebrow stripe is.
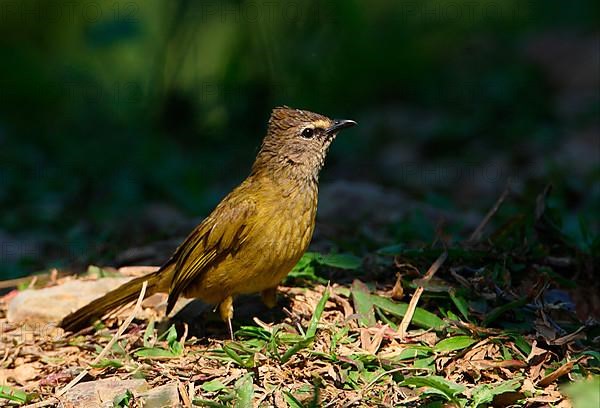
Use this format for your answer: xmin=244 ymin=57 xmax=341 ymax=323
xmin=312 ymin=120 xmax=331 ymax=129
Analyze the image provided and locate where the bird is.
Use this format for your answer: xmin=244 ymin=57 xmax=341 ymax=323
xmin=59 ymin=106 xmax=356 ymax=338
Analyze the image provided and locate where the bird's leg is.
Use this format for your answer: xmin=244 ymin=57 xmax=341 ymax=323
xmin=219 ymin=296 xmax=234 ymax=340
xmin=261 ymin=286 xmax=278 ymax=308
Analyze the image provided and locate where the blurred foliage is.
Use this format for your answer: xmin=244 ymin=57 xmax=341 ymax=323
xmin=0 ymin=0 xmax=598 ymax=278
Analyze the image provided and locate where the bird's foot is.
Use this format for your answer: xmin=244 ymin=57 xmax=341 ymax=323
xmin=219 ymin=296 xmax=235 ymax=340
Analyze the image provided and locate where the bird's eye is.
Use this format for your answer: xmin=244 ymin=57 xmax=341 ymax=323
xmin=301 ymin=127 xmax=315 ymax=139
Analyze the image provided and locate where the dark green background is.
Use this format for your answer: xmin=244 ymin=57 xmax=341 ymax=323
xmin=1 ymin=0 xmax=598 ymax=278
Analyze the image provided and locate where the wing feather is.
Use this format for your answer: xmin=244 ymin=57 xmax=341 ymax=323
xmin=165 ymin=195 xmax=256 ymax=313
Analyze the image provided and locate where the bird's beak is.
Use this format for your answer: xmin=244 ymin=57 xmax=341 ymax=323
xmin=327 ymin=119 xmax=357 ymax=134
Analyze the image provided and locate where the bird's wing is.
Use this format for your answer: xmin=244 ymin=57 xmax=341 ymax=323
xmin=165 ymin=193 xmax=257 ymax=314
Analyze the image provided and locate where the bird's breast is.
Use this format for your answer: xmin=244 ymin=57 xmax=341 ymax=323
xmin=188 ymin=180 xmax=319 ymax=302
xmin=255 ymin=181 xmax=317 ymax=264
xmin=230 ymin=181 xmax=318 ymax=293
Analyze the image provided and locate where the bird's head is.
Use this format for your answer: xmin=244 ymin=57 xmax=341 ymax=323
xmin=253 ymin=106 xmax=356 ymax=181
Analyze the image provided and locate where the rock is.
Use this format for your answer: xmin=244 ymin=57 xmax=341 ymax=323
xmin=138 ymin=383 xmax=180 ymax=407
xmin=61 ymin=379 xmax=179 ymax=408
xmin=118 ymin=266 xmax=161 ymax=276
xmin=62 ymin=378 xmax=148 ymax=408
xmin=7 ymin=277 xmax=131 ymax=323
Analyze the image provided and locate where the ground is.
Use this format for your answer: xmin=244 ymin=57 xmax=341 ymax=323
xmin=0 ymin=185 xmax=598 ymax=407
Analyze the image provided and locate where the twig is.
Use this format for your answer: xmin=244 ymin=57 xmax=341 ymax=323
xmin=56 ymin=281 xmax=148 ymax=397
xmin=398 ymin=252 xmax=447 ymax=339
xmin=178 ymin=381 xmax=192 ymax=408
xmin=468 ymin=184 xmax=511 ymax=243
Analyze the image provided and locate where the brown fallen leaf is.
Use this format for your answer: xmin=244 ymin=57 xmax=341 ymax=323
xmin=360 ymin=325 xmax=387 ymax=354
xmin=391 ymin=273 xmax=404 ymax=300
xmin=493 ymin=391 xmax=525 ymax=407
xmin=471 ymin=359 xmax=528 ymax=369
xmin=537 ymin=358 xmax=582 ymax=387
xmin=551 ymin=326 xmax=586 ymax=346
xmin=527 ymin=395 xmax=563 ymax=404
xmin=8 ymin=362 xmax=40 ymax=385
xmin=527 ymin=341 xmax=550 ymax=382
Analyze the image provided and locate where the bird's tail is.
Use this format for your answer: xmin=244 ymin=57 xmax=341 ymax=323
xmin=60 ymin=268 xmax=166 ymax=332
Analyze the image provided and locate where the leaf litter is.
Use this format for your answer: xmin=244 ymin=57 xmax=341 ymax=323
xmin=0 ymin=185 xmax=598 ymax=407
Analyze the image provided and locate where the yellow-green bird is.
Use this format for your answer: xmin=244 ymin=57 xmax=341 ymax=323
xmin=60 ymin=107 xmax=356 ymax=338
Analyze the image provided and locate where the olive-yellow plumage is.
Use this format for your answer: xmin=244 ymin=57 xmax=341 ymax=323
xmin=60 ymin=107 xmax=356 ymax=336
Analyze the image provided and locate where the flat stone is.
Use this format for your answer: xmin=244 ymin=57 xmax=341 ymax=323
xmin=138 ymin=383 xmax=180 ymax=407
xmin=7 ymin=277 xmax=131 ymax=323
xmin=62 ymin=378 xmax=148 ymax=408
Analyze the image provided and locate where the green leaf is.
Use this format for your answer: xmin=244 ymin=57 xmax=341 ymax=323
xmin=314 ymin=253 xmax=362 ymax=270
xmin=483 ymin=297 xmax=528 ymax=326
xmin=133 ymin=325 xmax=183 ymax=358
xmin=287 ymin=253 xmax=326 ymax=284
xmin=306 ymin=287 xmax=330 ymax=338
xmin=0 ymin=385 xmax=34 ymax=404
xmin=448 ymin=289 xmax=470 ymax=321
xmin=471 ymin=378 xmax=522 ymax=406
xmin=434 ymin=336 xmax=476 ymax=353
xmin=135 ymin=324 xmax=184 ymax=358
xmin=370 ymin=295 xmax=445 ymax=330
xmin=401 ymin=376 xmax=465 ymax=401
xmin=282 ymin=391 xmax=305 ymax=408
xmin=413 ymin=356 xmax=436 ymax=370
xmin=395 ymin=346 xmax=432 ymax=360
xmin=281 ymin=287 xmax=330 ymax=363
xmin=351 ymin=280 xmax=376 ymax=327
xmin=192 ymin=399 xmax=228 ymax=407
xmin=90 ymin=358 xmax=124 ymax=369
xmin=134 ymin=347 xmax=181 ymax=358
xmin=166 ymin=325 xmax=179 ymax=347
xmin=281 ymin=338 xmax=313 ymax=364
xmin=282 ymin=384 xmax=320 ymax=407
xmin=562 ymin=376 xmax=600 ymax=408
xmin=509 ymin=334 xmax=532 ymax=355
xmin=287 ymin=252 xmax=360 ymax=284
xmin=236 ymin=326 xmax=271 ymax=341
xmin=200 ymin=380 xmax=226 ymax=393
xmin=143 ymin=318 xmax=155 ymax=348
xmin=294 ymin=253 xmax=317 ymax=270
xmin=233 ymin=373 xmax=254 ymax=408
xmin=221 ymin=344 xmax=255 ymax=368
xmin=113 ymin=389 xmax=134 ymax=407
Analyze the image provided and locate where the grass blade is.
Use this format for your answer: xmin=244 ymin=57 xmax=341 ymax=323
xmin=483 ymin=297 xmax=528 ymax=326
xmin=306 ymin=286 xmax=330 ymax=338
xmin=434 ymin=336 xmax=476 ymax=353
xmin=351 ymin=280 xmax=376 ymax=327
xmin=401 ymin=375 xmax=465 ymax=401
xmin=281 ymin=286 xmax=330 ymax=363
xmin=370 ymin=295 xmax=444 ymax=330
xmin=0 ymin=385 xmax=33 ymax=404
